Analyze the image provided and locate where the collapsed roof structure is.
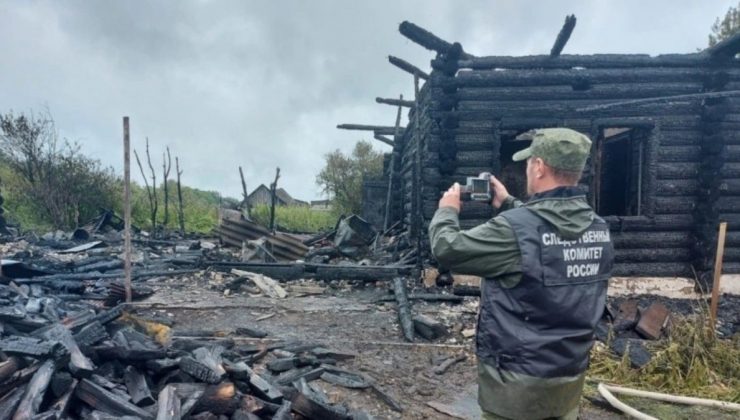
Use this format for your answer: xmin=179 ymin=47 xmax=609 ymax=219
xmin=339 ymin=16 xmax=740 ymax=289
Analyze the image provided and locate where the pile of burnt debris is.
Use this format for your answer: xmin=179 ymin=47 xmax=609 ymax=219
xmin=0 ymin=296 xmax=402 ymax=419
xmin=0 ymin=211 xmax=417 ymax=418
xmin=1 ymin=206 xmax=738 ymax=418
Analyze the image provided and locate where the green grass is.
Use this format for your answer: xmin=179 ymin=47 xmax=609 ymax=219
xmin=588 ymin=313 xmax=740 ymax=403
xmin=250 ymin=204 xmax=336 ymax=233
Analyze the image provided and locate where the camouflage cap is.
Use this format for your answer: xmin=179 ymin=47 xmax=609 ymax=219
xmin=512 ymin=128 xmax=592 ymax=172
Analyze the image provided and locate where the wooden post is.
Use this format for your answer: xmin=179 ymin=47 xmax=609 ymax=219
xmin=383 ymin=94 xmax=404 ymax=231
xmin=239 ymin=166 xmax=250 ymax=218
xmin=710 ymin=222 xmax=728 ymax=327
xmin=413 ymin=75 xmax=423 ymax=274
xmin=175 ymin=157 xmax=185 ymax=236
xmin=123 ymin=117 xmax=132 ymax=303
xmin=269 ymin=167 xmax=281 ymax=231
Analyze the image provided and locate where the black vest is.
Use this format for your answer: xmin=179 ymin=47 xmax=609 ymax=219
xmin=477 ymin=207 xmax=614 ymax=378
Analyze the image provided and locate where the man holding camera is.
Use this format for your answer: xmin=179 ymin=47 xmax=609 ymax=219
xmin=429 ymin=128 xmax=614 ymax=420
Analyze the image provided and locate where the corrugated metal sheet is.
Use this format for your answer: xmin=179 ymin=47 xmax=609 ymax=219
xmin=216 ymin=209 xmax=308 ymax=261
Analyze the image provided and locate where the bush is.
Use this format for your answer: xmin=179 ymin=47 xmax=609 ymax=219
xmin=0 ymin=110 xmax=120 ymax=230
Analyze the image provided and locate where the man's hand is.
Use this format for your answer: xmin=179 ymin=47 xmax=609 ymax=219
xmin=439 ymin=183 xmax=461 ymax=213
xmin=490 ymin=176 xmax=510 ymax=209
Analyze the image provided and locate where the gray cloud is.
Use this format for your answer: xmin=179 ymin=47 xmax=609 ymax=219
xmin=0 ymin=0 xmax=734 ymax=200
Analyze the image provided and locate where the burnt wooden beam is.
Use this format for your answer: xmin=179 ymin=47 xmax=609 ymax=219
xmin=375 ymin=97 xmax=414 ymax=108
xmin=457 ymin=53 xmax=719 ymax=70
xmin=0 ymin=386 xmax=26 ymax=420
xmin=576 ymin=90 xmax=740 ymax=112
xmin=0 ymin=356 xmax=23 ymax=383
xmin=388 ymin=55 xmax=429 ymax=80
xmin=373 ymin=134 xmax=394 ymax=147
xmin=192 ymin=382 xmax=238 ymax=416
xmin=290 ymin=378 xmax=352 ymax=420
xmin=76 ymin=378 xmax=154 ymax=418
xmin=123 ymin=366 xmax=154 ymax=406
xmin=45 ymin=377 xmax=77 ymax=419
xmin=550 ymin=14 xmax=576 ymax=57
xmin=392 ymin=277 xmax=415 ymax=342
xmin=273 ymin=401 xmax=292 ymax=420
xmin=706 ymin=31 xmax=740 ymax=58
xmin=12 ymin=359 xmax=55 ymax=420
xmin=35 ymin=324 xmax=95 ymax=377
xmin=337 ymin=124 xmax=405 ymax=136
xmin=432 ymin=354 xmax=467 ymax=375
xmin=399 ymin=21 xmax=471 ymax=59
xmin=156 ymin=385 xmax=181 ymax=420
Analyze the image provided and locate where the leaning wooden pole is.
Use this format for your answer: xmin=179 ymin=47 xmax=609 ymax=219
xmin=393 ymin=277 xmax=415 ymax=342
xmin=710 ymin=222 xmax=728 ymax=328
xmin=123 ymin=117 xmax=133 ymax=303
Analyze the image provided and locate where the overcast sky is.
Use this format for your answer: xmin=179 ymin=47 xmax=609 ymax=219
xmin=0 ymin=0 xmax=734 ymax=201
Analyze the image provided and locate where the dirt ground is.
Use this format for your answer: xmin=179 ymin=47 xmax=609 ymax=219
xmin=127 ymin=272 xmax=736 ymax=419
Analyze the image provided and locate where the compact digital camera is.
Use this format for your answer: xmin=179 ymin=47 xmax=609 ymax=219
xmin=460 ymin=172 xmax=493 ymax=202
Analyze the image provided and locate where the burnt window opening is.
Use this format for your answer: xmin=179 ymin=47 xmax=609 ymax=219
xmin=592 ymin=127 xmax=648 ymax=217
xmin=498 ymin=132 xmax=530 ymax=200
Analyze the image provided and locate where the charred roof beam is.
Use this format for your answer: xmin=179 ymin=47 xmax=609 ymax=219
xmin=398 ymin=21 xmax=472 ymax=59
xmin=550 ymin=14 xmax=577 ymax=57
xmin=388 ymin=55 xmax=429 ymax=80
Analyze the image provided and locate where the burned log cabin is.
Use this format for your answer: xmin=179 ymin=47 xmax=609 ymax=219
xmin=340 ymin=17 xmax=740 ymax=287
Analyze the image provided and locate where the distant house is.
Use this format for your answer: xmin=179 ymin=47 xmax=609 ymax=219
xmin=310 ymin=199 xmax=332 ymax=211
xmin=247 ymin=184 xmax=308 ymax=207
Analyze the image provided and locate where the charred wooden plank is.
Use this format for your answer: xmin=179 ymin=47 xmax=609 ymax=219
xmin=145 ymin=358 xmax=180 ymax=375
xmin=36 ymin=324 xmax=94 ymax=377
xmin=13 ymin=359 xmax=56 ymax=420
xmin=0 ymin=305 xmax=26 ymax=321
xmin=276 ymin=366 xmax=325 ymax=386
xmin=392 ymin=277 xmax=415 ymax=342
xmin=452 ymin=284 xmax=480 ymax=296
xmin=178 ymin=357 xmax=222 ymax=384
xmin=156 ymin=385 xmax=181 ymax=420
xmin=123 ymin=366 xmax=154 ymax=406
xmin=235 ymin=326 xmax=267 ymax=338
xmin=192 ymin=382 xmax=238 ymax=416
xmin=272 ymin=401 xmax=292 ymax=420
xmin=168 ymin=382 xmax=205 ymax=417
xmin=73 ymin=321 xmax=109 ymax=348
xmin=76 ymin=378 xmax=153 ymax=418
xmin=0 ymin=356 xmax=23 ymax=383
xmin=290 ymin=378 xmax=351 ymax=420
xmin=49 ymin=372 xmax=74 ymax=402
xmin=432 ymin=354 xmax=467 ymax=375
xmin=413 ymin=314 xmax=449 ymax=340
xmin=376 ymin=294 xmax=464 ymax=304
xmin=0 ymin=386 xmax=26 ymax=420
xmin=320 ymin=370 xmax=370 ymax=389
xmin=0 ymin=336 xmax=63 ymax=359
xmin=238 ymin=394 xmax=282 ymax=416
xmin=267 ymin=357 xmax=297 ymax=373
xmin=92 ymin=304 xmax=124 ymax=325
xmin=309 ymin=347 xmax=357 ymax=361
xmin=242 ymin=365 xmax=282 ymax=403
xmin=44 ymin=377 xmax=77 ymax=420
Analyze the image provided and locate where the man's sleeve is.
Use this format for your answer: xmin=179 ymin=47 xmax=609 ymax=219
xmin=428 ymin=206 xmax=520 ymax=278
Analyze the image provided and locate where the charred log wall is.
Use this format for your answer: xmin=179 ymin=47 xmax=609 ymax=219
xmin=391 ymin=52 xmax=740 ymax=277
